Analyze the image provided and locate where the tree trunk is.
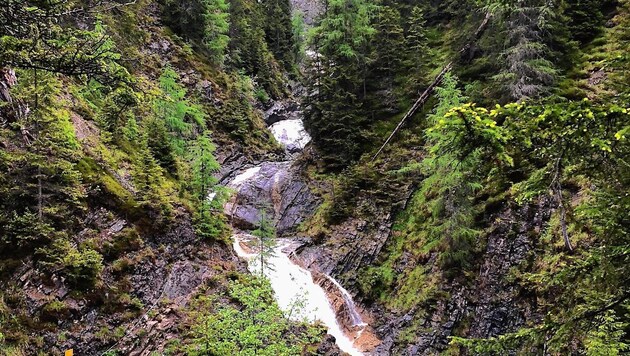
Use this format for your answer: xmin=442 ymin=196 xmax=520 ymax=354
xmin=372 ymin=12 xmax=493 ymax=160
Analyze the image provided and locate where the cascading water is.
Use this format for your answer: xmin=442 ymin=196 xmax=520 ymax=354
xmin=221 ymin=114 xmax=369 ymax=355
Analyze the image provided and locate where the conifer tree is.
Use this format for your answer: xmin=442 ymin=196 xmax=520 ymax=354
xmin=291 ymin=11 xmax=307 ymax=63
xmin=228 ymin=0 xmax=285 ymax=98
xmin=252 ymin=211 xmax=277 ymax=276
xmin=152 ymin=66 xmax=206 ymax=171
xmin=488 ymin=0 xmax=558 ymax=101
xmin=188 ymin=133 xmax=225 ymax=241
xmin=203 ymin=0 xmax=231 ymax=65
xmin=304 ymin=0 xmax=376 ymax=167
xmin=161 ymin=0 xmax=230 ymax=65
xmin=404 ymin=6 xmax=429 ymax=93
xmin=189 ymin=131 xmax=220 ymax=212
xmin=565 ymin=0 xmax=604 ymax=43
xmin=373 ymin=7 xmax=404 ymax=77
xmin=263 ymin=0 xmax=296 ymax=69
xmin=416 ymin=74 xmax=480 ymax=270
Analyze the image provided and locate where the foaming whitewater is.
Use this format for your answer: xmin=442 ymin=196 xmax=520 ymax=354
xmin=269 ymin=119 xmax=311 ymax=152
xmin=228 ymin=166 xmax=262 ymax=187
xmin=324 ymin=275 xmax=367 ymax=327
xmin=232 ymin=234 xmax=364 ymax=356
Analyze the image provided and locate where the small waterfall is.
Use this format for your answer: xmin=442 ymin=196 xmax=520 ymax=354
xmin=224 ymin=109 xmax=369 ymax=355
xmin=324 ymin=275 xmax=368 ymax=327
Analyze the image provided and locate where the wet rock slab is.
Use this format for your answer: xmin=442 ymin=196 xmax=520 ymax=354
xmin=224 ymin=161 xmax=318 ymax=235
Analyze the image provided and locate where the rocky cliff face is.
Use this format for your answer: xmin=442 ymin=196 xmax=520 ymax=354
xmin=2 ymin=206 xmax=244 ymax=355
xmin=295 ymin=183 xmax=557 ymax=355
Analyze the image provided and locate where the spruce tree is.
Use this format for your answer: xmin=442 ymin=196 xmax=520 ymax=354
xmin=565 ymin=0 xmax=604 ymax=43
xmin=263 ymin=0 xmax=296 ymax=69
xmin=373 ymin=6 xmax=405 ymax=78
xmin=161 ymin=0 xmax=230 ymax=65
xmin=404 ymin=6 xmax=429 ymax=93
xmin=304 ymin=0 xmax=376 ymax=168
xmin=228 ymin=0 xmax=285 ymax=98
xmin=489 ymin=0 xmax=558 ymax=101
xmin=189 ymin=131 xmax=220 ymax=211
xmin=203 ymin=0 xmax=231 ymax=65
xmin=252 ymin=211 xmax=277 ymax=276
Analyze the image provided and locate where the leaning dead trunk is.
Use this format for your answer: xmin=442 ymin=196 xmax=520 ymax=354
xmin=372 ymin=12 xmax=492 ymax=161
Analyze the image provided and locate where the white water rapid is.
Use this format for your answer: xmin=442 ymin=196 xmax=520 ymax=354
xmin=269 ymin=119 xmax=311 ymax=153
xmin=225 ymin=115 xmax=367 ymax=355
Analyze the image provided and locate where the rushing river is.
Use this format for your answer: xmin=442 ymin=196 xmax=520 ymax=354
xmin=223 ymin=116 xmax=367 ymax=355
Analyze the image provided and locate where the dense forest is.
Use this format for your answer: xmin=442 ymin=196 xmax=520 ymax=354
xmin=0 ymin=0 xmax=628 ymax=355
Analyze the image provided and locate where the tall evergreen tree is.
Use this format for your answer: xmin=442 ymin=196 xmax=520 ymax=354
xmin=404 ymin=6 xmax=430 ymax=93
xmin=262 ymin=0 xmax=296 ymax=69
xmin=489 ymin=0 xmax=558 ymax=101
xmin=203 ymin=0 xmax=231 ymax=65
xmin=565 ymin=0 xmax=604 ymax=43
xmin=189 ymin=131 xmax=220 ymax=211
xmin=252 ymin=211 xmax=277 ymax=276
xmin=228 ymin=0 xmax=285 ymax=98
xmin=372 ymin=6 xmax=405 ymax=84
xmin=161 ymin=0 xmax=230 ymax=65
xmin=304 ymin=0 xmax=376 ymax=168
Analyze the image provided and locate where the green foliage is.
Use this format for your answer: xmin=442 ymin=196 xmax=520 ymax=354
xmin=4 ymin=71 xmax=86 ymax=228
xmin=189 ymin=131 xmax=220 ymax=203
xmin=0 ymin=1 xmax=124 ymax=81
xmin=203 ymin=0 xmax=231 ymax=65
xmin=186 ymin=276 xmax=323 ymax=355
xmin=291 ymin=11 xmax=307 ymax=63
xmin=161 ymin=0 xmax=231 ymax=65
xmin=262 ymin=0 xmax=296 ymax=69
xmin=188 ymin=130 xmax=227 ymax=240
xmin=403 ymin=74 xmax=512 ymax=271
xmin=565 ymin=0 xmax=605 ymax=43
xmin=251 ymin=211 xmax=277 ymax=275
xmin=154 ymin=66 xmax=206 ymax=158
xmin=227 ymin=0 xmax=286 ymax=98
xmin=403 ymin=6 xmax=430 ymax=93
xmin=487 ymin=0 xmax=558 ymax=101
xmin=372 ymin=6 xmax=405 ymax=79
xmin=0 ymin=211 xmax=56 ymax=253
xmin=36 ymin=239 xmax=104 ymax=289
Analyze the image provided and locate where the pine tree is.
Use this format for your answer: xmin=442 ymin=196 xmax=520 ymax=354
xmin=404 ymin=6 xmax=429 ymax=93
xmin=252 ymin=211 xmax=277 ymax=276
xmin=4 ymin=71 xmax=85 ymax=229
xmin=489 ymin=0 xmax=558 ymax=101
xmin=189 ymin=131 xmax=220 ymax=211
xmin=161 ymin=0 xmax=230 ymax=65
xmin=263 ymin=0 xmax=296 ymax=69
xmin=203 ymin=0 xmax=231 ymax=65
xmin=304 ymin=0 xmax=376 ymax=168
xmin=291 ymin=11 xmax=307 ymax=63
xmin=152 ymin=66 xmax=206 ymax=165
xmin=403 ymin=74 xmax=481 ymax=270
xmin=227 ymin=0 xmax=285 ymax=98
xmin=373 ymin=6 xmax=405 ymax=78
xmin=565 ymin=0 xmax=604 ymax=43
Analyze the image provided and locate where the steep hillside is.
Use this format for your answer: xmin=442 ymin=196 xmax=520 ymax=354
xmin=0 ymin=0 xmax=330 ymax=354
xmin=295 ymin=0 xmax=630 ymax=354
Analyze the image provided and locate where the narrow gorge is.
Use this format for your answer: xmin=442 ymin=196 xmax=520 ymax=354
xmin=221 ymin=100 xmax=379 ymax=355
xmin=0 ymin=0 xmax=628 ymax=354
